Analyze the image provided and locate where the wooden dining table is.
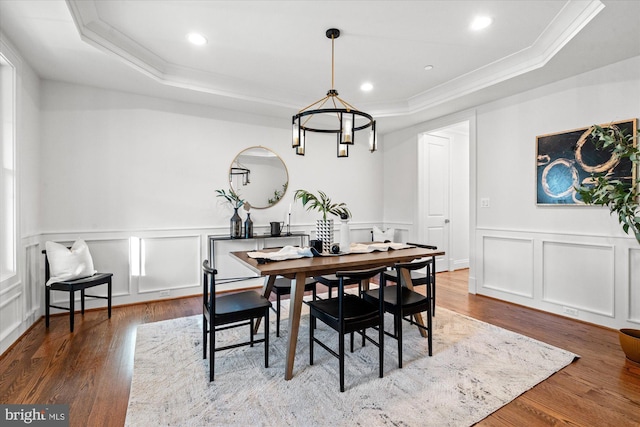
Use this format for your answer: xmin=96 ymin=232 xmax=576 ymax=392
xmin=230 ymin=245 xmax=445 ymax=380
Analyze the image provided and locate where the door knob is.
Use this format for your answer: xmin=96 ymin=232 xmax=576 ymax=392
xmin=444 ymin=219 xmax=450 ymax=224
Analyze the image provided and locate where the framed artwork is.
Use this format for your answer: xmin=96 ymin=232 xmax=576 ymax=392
xmin=536 ymin=119 xmax=637 ymax=205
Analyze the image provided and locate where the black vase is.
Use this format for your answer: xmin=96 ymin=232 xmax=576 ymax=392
xmin=230 ymin=208 xmax=242 ymax=238
xmin=244 ymin=213 xmax=253 ymax=238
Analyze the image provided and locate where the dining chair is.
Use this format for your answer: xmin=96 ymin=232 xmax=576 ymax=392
xmin=362 ymin=258 xmax=433 ymax=368
xmin=382 ymin=243 xmax=437 ymax=314
xmin=202 ymin=260 xmax=272 ymax=381
xmin=308 ymin=266 xmax=387 ymax=392
xmin=271 ymin=277 xmax=318 ymax=337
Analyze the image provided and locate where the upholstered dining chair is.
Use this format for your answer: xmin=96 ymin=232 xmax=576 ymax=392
xmin=362 ymin=258 xmax=433 ymax=368
xmin=202 ymin=260 xmax=272 ymax=381
xmin=308 ymin=266 xmax=387 ymax=392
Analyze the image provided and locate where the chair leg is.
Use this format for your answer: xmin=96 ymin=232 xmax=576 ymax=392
xmin=45 ymin=286 xmax=51 ymax=328
xmin=202 ymin=314 xmax=207 ymax=360
xmin=339 ymin=331 xmax=346 ymax=392
xmin=276 ymin=294 xmax=281 ymax=337
xmin=264 ymin=309 xmax=270 ymax=368
xmin=210 ymin=317 xmax=215 ymax=381
xmin=250 ymin=318 xmax=254 ymax=347
xmin=81 ymin=289 xmax=85 ymax=314
xmin=379 ymin=319 xmax=384 ymax=378
xmin=427 ymin=306 xmax=433 ymax=357
xmin=69 ymin=290 xmax=75 ymax=333
xmin=397 ymin=312 xmax=403 ymax=369
xmin=309 ymin=314 xmax=314 ymax=365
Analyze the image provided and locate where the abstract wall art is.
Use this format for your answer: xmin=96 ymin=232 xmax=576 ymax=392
xmin=536 ymin=119 xmax=637 ymax=205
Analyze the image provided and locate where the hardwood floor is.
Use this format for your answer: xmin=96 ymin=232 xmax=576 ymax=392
xmin=1 ymin=269 xmax=639 ymax=426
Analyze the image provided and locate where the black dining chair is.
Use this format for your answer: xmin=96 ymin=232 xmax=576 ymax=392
xmin=362 ymin=258 xmax=433 ymax=368
xmin=382 ymin=243 xmax=437 ymax=314
xmin=308 ymin=266 xmax=387 ymax=392
xmin=202 ymin=260 xmax=272 ymax=381
xmin=271 ymin=277 xmax=318 ymax=337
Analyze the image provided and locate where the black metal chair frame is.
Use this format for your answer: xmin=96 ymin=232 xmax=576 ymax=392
xmin=202 ymin=260 xmax=271 ymax=381
xmin=271 ymin=277 xmax=317 ymax=337
xmin=42 ymin=249 xmax=112 ymax=333
xmin=308 ymin=266 xmax=387 ymax=392
xmin=363 ymin=258 xmax=433 ymax=368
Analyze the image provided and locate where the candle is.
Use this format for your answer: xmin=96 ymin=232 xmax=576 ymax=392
xmin=289 ymin=203 xmax=292 ymax=215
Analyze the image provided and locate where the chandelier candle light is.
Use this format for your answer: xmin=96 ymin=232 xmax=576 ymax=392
xmin=292 ymin=28 xmax=377 ymax=158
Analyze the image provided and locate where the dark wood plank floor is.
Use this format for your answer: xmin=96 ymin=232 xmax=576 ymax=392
xmin=1 ymin=269 xmax=639 ymax=426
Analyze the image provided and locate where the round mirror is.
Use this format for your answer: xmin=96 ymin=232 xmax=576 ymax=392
xmin=229 ymin=147 xmax=288 ymax=209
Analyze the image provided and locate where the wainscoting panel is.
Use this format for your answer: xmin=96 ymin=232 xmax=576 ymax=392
xmin=24 ymin=243 xmax=40 ymax=319
xmin=87 ymin=238 xmax=131 ymax=298
xmin=542 ymin=241 xmax=614 ymax=317
xmin=0 ymin=285 xmax=22 ymax=343
xmin=630 ymin=248 xmax=640 ymax=323
xmin=138 ymin=235 xmax=200 ymax=294
xmin=482 ymin=236 xmax=534 ymax=298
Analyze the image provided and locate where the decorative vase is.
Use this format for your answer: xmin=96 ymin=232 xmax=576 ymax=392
xmin=316 ymin=219 xmax=334 ymax=253
xmin=244 ymin=213 xmax=253 ymax=239
xmin=339 ymin=218 xmax=351 ymax=253
xmin=230 ymin=208 xmax=242 ymax=238
xmin=619 ymin=329 xmax=640 ymax=364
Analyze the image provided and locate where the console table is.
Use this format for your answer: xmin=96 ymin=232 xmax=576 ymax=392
xmin=208 ymin=233 xmax=310 ymax=281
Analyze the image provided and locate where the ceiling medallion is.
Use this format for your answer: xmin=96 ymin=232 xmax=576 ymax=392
xmin=292 ymin=28 xmax=376 ymax=158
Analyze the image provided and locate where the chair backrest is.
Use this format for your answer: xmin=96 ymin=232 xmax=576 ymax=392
xmin=394 ymin=258 xmax=432 ymax=287
xmin=202 ymin=260 xmax=218 ymax=315
xmin=335 ymin=266 xmax=387 ymax=321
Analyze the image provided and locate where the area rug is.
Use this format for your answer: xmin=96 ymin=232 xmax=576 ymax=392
xmin=125 ymin=306 xmax=578 ymax=426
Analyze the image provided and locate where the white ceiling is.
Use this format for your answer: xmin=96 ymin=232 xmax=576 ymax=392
xmin=0 ymin=0 xmax=639 ymax=133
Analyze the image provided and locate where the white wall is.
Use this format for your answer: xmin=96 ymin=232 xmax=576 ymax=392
xmin=384 ymin=55 xmax=640 ymax=330
xmin=34 ymin=81 xmax=385 ymax=312
xmin=0 ymin=35 xmax=41 ymax=355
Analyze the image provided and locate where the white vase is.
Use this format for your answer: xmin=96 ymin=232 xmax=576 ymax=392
xmin=316 ymin=219 xmax=334 ymax=253
xmin=339 ymin=218 xmax=351 ymax=253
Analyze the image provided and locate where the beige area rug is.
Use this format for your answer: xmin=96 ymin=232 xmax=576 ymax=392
xmin=125 ymin=302 xmax=578 ymax=426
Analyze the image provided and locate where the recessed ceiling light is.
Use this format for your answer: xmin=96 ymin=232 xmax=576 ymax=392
xmin=424 ymin=65 xmax=434 ymax=71
xmin=360 ymin=82 xmax=373 ymax=92
xmin=186 ymin=32 xmax=207 ymax=46
xmin=470 ymin=16 xmax=492 ymax=31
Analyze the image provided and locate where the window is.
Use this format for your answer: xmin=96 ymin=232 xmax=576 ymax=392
xmin=0 ymin=52 xmax=16 ymax=283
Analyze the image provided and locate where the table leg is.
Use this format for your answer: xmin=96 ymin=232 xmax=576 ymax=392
xmin=253 ymin=275 xmax=276 ymax=334
xmin=400 ymin=268 xmax=428 ymax=338
xmin=285 ymin=271 xmax=307 ymax=380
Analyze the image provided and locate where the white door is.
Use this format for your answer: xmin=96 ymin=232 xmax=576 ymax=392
xmin=418 ymin=133 xmax=450 ymax=272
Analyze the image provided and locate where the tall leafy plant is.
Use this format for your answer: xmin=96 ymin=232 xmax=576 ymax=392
xmin=575 ymin=124 xmax=640 ymax=244
xmin=294 ymin=189 xmax=351 ymax=221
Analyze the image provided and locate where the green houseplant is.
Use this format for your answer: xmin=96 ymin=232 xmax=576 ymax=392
xmin=216 ymin=188 xmax=245 ymax=238
xmin=575 ymin=124 xmax=640 ymax=244
xmin=294 ymin=189 xmax=351 ymax=252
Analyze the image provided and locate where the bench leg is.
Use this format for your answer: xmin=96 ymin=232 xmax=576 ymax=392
xmin=69 ymin=291 xmax=75 ymax=333
xmin=108 ymin=279 xmax=112 ymax=318
xmin=81 ymin=289 xmax=85 ymax=314
xmin=45 ymin=286 xmax=51 ymax=328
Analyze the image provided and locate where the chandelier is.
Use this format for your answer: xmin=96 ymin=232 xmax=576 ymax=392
xmin=292 ymin=28 xmax=377 ymax=158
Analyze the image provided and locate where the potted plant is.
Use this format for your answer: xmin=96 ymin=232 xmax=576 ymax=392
xmin=294 ymin=189 xmax=351 ymax=253
xmin=215 ymin=188 xmax=245 ymax=238
xmin=575 ymin=122 xmax=640 ymax=364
